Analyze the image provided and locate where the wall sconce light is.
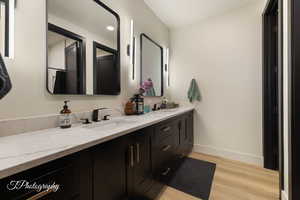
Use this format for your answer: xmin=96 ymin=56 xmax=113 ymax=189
xmin=129 ymin=19 xmax=136 ymax=80
xmin=165 ymin=47 xmax=170 ymax=87
xmin=0 ymin=0 xmax=15 ymax=59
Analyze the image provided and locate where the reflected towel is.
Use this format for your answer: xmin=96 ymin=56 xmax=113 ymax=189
xmin=146 ymin=87 xmax=156 ymax=96
xmin=0 ymin=53 xmax=12 ymax=99
xmin=187 ymin=79 xmax=201 ymax=103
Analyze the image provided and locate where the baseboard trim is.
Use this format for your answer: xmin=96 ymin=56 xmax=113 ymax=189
xmin=193 ymin=144 xmax=264 ymax=166
xmin=281 ymin=190 xmax=288 ymax=200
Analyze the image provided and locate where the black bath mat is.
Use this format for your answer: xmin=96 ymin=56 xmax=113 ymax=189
xmin=162 ymin=158 xmax=216 ymax=200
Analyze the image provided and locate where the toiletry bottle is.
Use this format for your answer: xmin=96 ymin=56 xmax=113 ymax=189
xmin=124 ymin=99 xmax=135 ymax=115
xmin=134 ymin=94 xmax=144 ymax=115
xmin=60 ymin=100 xmax=72 ymax=129
xmin=161 ymin=97 xmax=168 ymax=109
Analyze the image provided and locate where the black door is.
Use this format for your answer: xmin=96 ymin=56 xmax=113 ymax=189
xmin=289 ymin=0 xmax=300 ymax=199
xmin=94 ymin=54 xmax=118 ymax=94
xmin=263 ymin=0 xmax=280 ymax=171
xmin=93 ymin=138 xmax=127 ymax=200
xmin=65 ymin=42 xmax=79 ymax=94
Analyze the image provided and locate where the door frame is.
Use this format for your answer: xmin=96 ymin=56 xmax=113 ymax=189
xmin=262 ymin=0 xmax=284 ymax=192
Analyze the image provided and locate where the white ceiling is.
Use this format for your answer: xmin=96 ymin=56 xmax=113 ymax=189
xmin=144 ymin=0 xmax=260 ymax=29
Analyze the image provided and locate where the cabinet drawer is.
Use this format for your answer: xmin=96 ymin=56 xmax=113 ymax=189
xmin=152 ymin=135 xmax=177 ymax=176
xmin=154 ymin=121 xmax=177 ymax=142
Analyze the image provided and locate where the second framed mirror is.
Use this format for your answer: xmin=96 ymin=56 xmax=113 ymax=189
xmin=140 ymin=33 xmax=164 ymax=97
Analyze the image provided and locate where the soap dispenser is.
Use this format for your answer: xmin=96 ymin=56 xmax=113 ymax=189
xmin=133 ymin=94 xmax=144 ymax=115
xmin=59 ymin=100 xmax=72 ymax=129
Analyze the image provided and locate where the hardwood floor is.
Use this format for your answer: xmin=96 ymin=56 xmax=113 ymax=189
xmin=156 ymin=152 xmax=279 ymax=200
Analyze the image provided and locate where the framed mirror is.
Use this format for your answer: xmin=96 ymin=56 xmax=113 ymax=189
xmin=140 ymin=33 xmax=164 ymax=97
xmin=46 ymin=0 xmax=120 ymax=95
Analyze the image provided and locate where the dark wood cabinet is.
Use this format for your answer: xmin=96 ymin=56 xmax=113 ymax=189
xmin=127 ymin=128 xmax=153 ymax=199
xmin=0 ymin=111 xmax=194 ymax=200
xmin=92 ymin=137 xmax=127 ymax=200
xmin=179 ymin=112 xmax=194 ymax=157
xmin=152 ymin=116 xmax=185 ymax=181
xmin=0 ymin=151 xmax=92 ymax=200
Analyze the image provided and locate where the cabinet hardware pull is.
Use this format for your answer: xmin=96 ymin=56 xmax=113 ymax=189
xmin=27 ymin=189 xmax=54 ymax=200
xmin=162 ymin=126 xmax=171 ymax=132
xmin=136 ymin=143 xmax=140 ymax=164
xmin=162 ymin=168 xmax=171 ymax=176
xmin=162 ymin=145 xmax=171 ymax=152
xmin=130 ymin=145 xmax=134 ymax=167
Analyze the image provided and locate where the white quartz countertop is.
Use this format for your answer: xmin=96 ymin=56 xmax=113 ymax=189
xmin=0 ymin=106 xmax=194 ymax=179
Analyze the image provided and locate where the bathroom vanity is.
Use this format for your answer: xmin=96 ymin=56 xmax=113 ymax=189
xmin=0 ymin=107 xmax=194 ymax=200
xmin=0 ymin=0 xmax=189 ymax=198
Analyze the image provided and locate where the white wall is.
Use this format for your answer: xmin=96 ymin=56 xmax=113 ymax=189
xmin=169 ymin=2 xmax=266 ymax=165
xmin=0 ymin=0 xmax=169 ymax=120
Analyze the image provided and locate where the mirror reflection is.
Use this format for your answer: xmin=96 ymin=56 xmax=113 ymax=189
xmin=140 ymin=34 xmax=163 ymax=97
xmin=93 ymin=42 xmax=119 ymax=95
xmin=46 ymin=0 xmax=120 ymax=95
xmin=47 ymin=24 xmax=86 ymax=94
xmin=0 ymin=0 xmax=13 ymax=57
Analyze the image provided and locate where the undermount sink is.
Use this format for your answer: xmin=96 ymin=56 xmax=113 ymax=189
xmin=83 ymin=118 xmax=138 ymax=131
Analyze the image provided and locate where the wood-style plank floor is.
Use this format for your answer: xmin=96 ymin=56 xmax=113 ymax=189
xmin=156 ymin=152 xmax=279 ymax=200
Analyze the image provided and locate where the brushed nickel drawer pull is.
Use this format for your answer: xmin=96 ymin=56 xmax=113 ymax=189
xmin=162 ymin=126 xmax=171 ymax=132
xmin=130 ymin=145 xmax=134 ymax=167
xmin=162 ymin=145 xmax=171 ymax=152
xmin=162 ymin=168 xmax=171 ymax=176
xmin=136 ymin=143 xmax=140 ymax=164
xmin=27 ymin=189 xmax=54 ymax=200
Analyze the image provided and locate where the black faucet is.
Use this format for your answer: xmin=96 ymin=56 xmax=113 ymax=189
xmin=80 ymin=118 xmax=91 ymax=124
xmin=92 ymin=108 xmax=107 ymax=122
xmin=103 ymin=115 xmax=111 ymax=121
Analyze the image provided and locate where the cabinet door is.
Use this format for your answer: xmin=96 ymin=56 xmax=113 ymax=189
xmin=187 ymin=111 xmax=194 ymax=150
xmin=93 ymin=137 xmax=127 ymax=200
xmin=178 ymin=112 xmax=194 ymax=157
xmin=1 ymin=152 xmax=92 ymax=200
xmin=132 ymin=128 xmax=153 ymax=197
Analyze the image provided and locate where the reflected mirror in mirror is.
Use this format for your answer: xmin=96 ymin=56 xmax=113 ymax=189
xmin=93 ymin=42 xmax=119 ymax=95
xmin=47 ymin=24 xmax=86 ymax=94
xmin=46 ymin=0 xmax=120 ymax=95
xmin=140 ymin=34 xmax=163 ymax=97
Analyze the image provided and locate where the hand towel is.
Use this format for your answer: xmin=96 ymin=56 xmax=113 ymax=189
xmin=187 ymin=79 xmax=201 ymax=103
xmin=0 ymin=53 xmax=12 ymax=99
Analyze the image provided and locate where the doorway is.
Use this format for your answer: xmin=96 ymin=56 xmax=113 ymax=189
xmin=47 ymin=23 xmax=86 ymax=95
xmin=262 ymin=0 xmax=283 ymax=194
